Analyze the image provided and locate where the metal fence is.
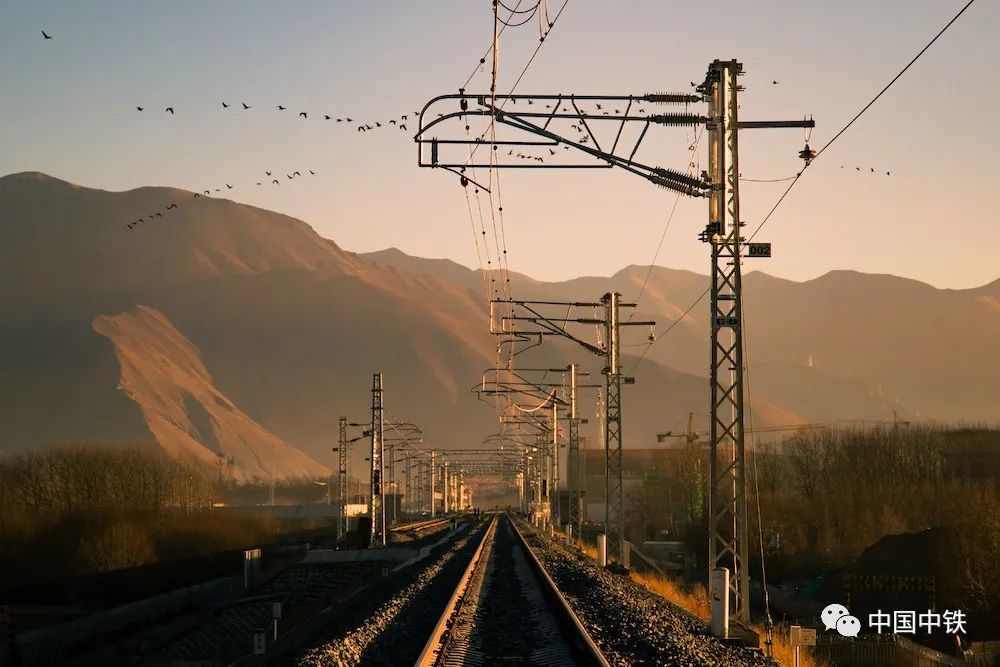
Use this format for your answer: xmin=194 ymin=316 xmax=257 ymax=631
xmin=812 ymin=633 xmax=965 ymax=667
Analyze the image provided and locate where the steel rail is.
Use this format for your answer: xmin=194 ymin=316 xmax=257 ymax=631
xmin=508 ymin=516 xmax=610 ymax=667
xmin=414 ymin=516 xmax=498 ymax=666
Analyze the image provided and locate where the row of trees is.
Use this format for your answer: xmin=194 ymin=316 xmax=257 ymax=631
xmin=0 ymin=444 xmax=280 ymax=577
xmin=0 ymin=443 xmax=214 ymax=516
xmin=635 ymin=425 xmax=1000 ymax=633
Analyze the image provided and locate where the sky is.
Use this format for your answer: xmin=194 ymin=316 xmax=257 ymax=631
xmin=1 ymin=1 xmax=997 ymax=289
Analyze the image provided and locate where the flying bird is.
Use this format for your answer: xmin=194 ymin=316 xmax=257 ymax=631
xmin=870 ymin=167 xmax=875 ymax=173
xmin=293 ymin=171 xmax=301 ymax=177
xmin=127 ymin=222 xmax=134 ymax=229
xmin=346 ymin=118 xmax=353 ymax=123
xmin=256 ymin=182 xmax=262 ymax=186
xmin=136 ymin=106 xmax=144 ymax=111
xmin=277 ymin=105 xmax=286 ymax=110
xmin=193 ymin=193 xmax=201 ymax=197
xmin=549 ymin=149 xmax=556 ymax=155
xmin=265 ymin=171 xmax=272 ymax=176
xmin=299 ymin=112 xmax=307 ymax=118
xmin=286 ymin=174 xmax=293 ymax=179
xmin=399 ymin=124 xmax=407 ymax=131
xmin=165 ymin=107 xmax=174 ymax=114
xmin=242 ymin=102 xmax=251 ymax=109
xmin=226 ymin=184 xmax=233 ymax=189
xmin=855 ymin=167 xmax=861 ymax=171
xmin=204 ymin=190 xmax=210 ymax=194
xmin=309 ymin=170 xmax=316 ymax=175
xmin=690 ymin=81 xmax=697 ymax=87
xmin=389 ymin=119 xmax=396 ymax=125
xmin=42 ymin=30 xmax=53 ymax=39
xmin=324 ymin=115 xmax=331 ymax=120
xmin=222 ymin=102 xmax=230 ymax=108
xmin=166 ymin=203 xmax=177 ymax=209
xmin=358 ymin=126 xmax=366 ymax=132
xmin=401 ymin=115 xmax=407 ymax=121
xmin=886 ymin=171 xmax=891 ymax=176
xmin=154 ymin=212 xmax=162 ymax=218
xmin=375 ymin=122 xmax=381 ymax=127
xmin=272 ymin=179 xmax=279 ymax=185
xmin=772 ymin=80 xmax=780 ymax=85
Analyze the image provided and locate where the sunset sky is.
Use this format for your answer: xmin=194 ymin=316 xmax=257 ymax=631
xmin=2 ymin=1 xmax=996 ymax=289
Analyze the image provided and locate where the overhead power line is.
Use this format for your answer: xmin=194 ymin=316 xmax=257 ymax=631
xmin=629 ymin=0 xmax=978 ymax=371
xmin=748 ymin=0 xmax=976 ymax=242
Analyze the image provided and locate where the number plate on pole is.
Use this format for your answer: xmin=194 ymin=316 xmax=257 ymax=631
xmin=747 ymin=242 xmax=771 ymax=257
xmin=715 ymin=316 xmax=739 ymax=328
xmin=790 ymin=625 xmax=817 ymax=646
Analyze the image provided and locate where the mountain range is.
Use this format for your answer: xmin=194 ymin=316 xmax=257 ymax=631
xmin=2 ymin=172 xmax=996 ymax=480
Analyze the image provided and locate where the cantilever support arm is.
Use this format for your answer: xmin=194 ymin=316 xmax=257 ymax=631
xmin=415 ymin=92 xmax=709 ymax=197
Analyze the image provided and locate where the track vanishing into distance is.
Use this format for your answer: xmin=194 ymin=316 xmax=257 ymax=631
xmin=416 ymin=514 xmax=608 ymax=667
xmin=289 ymin=513 xmax=771 ymax=666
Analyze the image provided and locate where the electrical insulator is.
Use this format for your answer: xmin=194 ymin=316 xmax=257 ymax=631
xmin=460 ymin=98 xmax=469 ymax=112
xmin=460 ymin=176 xmax=469 ymax=187
xmin=643 ymin=92 xmax=702 ymax=105
xmin=799 ymin=142 xmax=817 ymax=164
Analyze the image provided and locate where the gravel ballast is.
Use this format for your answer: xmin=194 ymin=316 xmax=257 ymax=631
xmin=519 ymin=522 xmax=775 ymax=667
xmin=293 ymin=520 xmax=489 ymax=666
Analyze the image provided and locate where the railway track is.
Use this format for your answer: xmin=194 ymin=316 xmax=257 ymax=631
xmin=390 ymin=516 xmax=456 ymax=536
xmin=415 ymin=514 xmax=608 ymax=667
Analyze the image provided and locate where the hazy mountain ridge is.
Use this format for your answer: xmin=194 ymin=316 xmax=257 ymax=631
xmin=92 ymin=305 xmax=328 ymax=481
xmin=362 ymin=249 xmax=1000 ymax=424
xmin=3 ymin=171 xmax=991 ymax=480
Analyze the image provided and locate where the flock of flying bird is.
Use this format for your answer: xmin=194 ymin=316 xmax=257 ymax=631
xmin=136 ymin=100 xmax=413 ymax=134
xmin=843 ymin=166 xmax=891 ymax=176
xmin=35 ymin=27 xmax=890 ymax=229
xmin=124 ymin=169 xmax=319 ymax=230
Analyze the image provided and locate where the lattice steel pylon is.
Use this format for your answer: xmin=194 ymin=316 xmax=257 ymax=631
xmin=602 ymin=292 xmax=627 ymax=565
xmin=337 ymin=417 xmax=348 ymax=540
xmin=704 ymin=58 xmax=750 ymax=626
xmin=697 ymin=59 xmax=813 ymax=627
xmin=566 ymin=363 xmax=583 ymax=540
xmin=417 ymin=63 xmax=813 ymax=592
xmin=550 ymin=401 xmax=559 ymax=526
xmin=487 ymin=297 xmax=651 ymax=565
xmin=369 ymin=373 xmax=386 ymax=547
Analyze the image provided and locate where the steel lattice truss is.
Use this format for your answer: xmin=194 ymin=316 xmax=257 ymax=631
xmin=416 ymin=92 xmax=708 ymax=196
xmin=417 ymin=61 xmax=814 ymax=626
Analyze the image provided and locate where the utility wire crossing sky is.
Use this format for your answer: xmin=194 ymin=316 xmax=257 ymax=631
xmin=1 ymin=1 xmax=996 ymax=289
